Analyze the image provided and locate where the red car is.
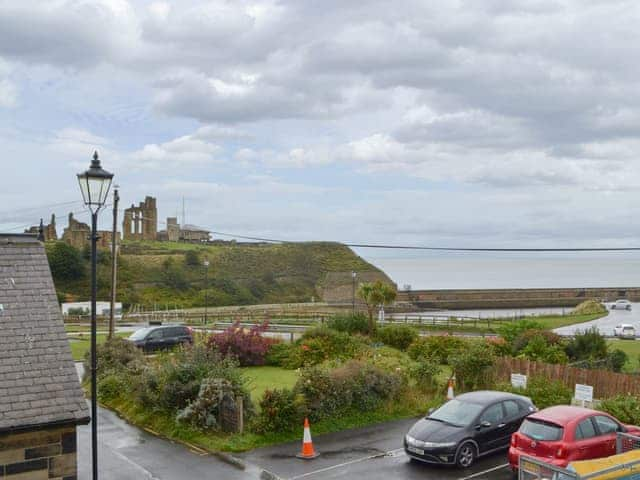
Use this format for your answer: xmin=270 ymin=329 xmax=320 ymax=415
xmin=508 ymin=405 xmax=640 ymax=472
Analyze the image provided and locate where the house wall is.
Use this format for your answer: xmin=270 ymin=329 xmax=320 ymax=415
xmin=0 ymin=425 xmax=77 ymax=480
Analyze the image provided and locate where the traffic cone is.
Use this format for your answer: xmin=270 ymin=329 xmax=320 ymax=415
xmin=446 ymin=378 xmax=455 ymax=400
xmin=296 ymin=417 xmax=319 ymax=459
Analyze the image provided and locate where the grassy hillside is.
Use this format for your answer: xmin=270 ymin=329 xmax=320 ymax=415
xmin=47 ymin=240 xmax=387 ymax=309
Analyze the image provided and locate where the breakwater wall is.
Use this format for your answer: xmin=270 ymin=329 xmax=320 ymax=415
xmin=396 ymin=287 xmax=640 ymax=309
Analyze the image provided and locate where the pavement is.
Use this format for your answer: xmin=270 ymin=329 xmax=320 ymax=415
xmin=238 ymin=418 xmax=514 ymax=480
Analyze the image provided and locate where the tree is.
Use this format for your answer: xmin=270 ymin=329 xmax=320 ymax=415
xmin=357 ymin=281 xmax=396 ymax=334
xmin=45 ymin=241 xmax=85 ymax=281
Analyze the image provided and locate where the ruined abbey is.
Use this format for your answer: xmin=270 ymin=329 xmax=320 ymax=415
xmin=27 ymin=195 xmax=210 ymax=248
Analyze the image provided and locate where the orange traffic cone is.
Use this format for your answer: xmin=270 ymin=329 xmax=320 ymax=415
xmin=296 ymin=417 xmax=319 ymax=459
xmin=446 ymin=378 xmax=455 ymax=400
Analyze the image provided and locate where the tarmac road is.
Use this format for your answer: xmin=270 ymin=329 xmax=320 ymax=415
xmin=239 ymin=418 xmax=514 ymax=480
xmin=554 ymin=301 xmax=640 ymax=336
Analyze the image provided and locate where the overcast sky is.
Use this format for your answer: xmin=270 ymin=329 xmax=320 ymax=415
xmin=2 ymin=0 xmax=640 ymax=249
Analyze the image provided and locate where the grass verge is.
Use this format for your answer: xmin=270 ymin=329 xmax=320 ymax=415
xmin=607 ymin=339 xmax=640 ymax=372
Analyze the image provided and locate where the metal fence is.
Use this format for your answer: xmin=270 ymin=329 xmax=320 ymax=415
xmin=519 ymin=432 xmax=640 ymax=480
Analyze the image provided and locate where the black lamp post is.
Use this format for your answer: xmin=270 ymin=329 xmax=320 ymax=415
xmin=77 ymin=151 xmax=113 ymax=480
xmin=203 ymin=259 xmax=210 ymax=324
xmin=352 ymin=271 xmax=357 ymax=314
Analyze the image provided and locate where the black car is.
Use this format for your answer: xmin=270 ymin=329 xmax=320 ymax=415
xmin=127 ymin=325 xmax=193 ymax=352
xmin=404 ymin=391 xmax=536 ymax=468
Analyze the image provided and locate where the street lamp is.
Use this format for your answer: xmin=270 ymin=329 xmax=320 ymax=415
xmin=203 ymin=260 xmax=210 ymax=324
xmin=352 ymin=271 xmax=357 ymax=314
xmin=77 ymin=151 xmax=113 ymax=480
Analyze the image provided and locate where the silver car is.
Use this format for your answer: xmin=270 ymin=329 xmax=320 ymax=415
xmin=611 ymin=299 xmax=632 ymax=310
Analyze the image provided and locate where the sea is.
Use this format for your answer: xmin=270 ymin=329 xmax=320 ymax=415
xmin=355 ymin=250 xmax=640 ymax=290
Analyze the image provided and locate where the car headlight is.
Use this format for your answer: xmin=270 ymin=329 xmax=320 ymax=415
xmin=405 ymin=436 xmax=456 ymax=448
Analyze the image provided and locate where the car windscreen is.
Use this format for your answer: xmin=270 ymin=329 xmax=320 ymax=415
xmin=428 ymin=399 xmax=484 ymax=427
xmin=129 ymin=327 xmax=154 ymax=341
xmin=520 ymin=418 xmax=563 ymax=441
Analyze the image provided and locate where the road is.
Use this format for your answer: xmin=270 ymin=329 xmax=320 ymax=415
xmin=239 ymin=418 xmax=513 ymax=480
xmin=554 ymin=302 xmax=640 ymax=336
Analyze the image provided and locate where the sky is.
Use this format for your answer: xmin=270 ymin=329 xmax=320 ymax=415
xmin=2 ymin=0 xmax=640 ymax=249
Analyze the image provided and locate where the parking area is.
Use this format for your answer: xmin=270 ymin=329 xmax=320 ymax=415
xmin=239 ymin=418 xmax=513 ymax=480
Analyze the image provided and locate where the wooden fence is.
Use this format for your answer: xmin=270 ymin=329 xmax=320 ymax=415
xmin=495 ymin=357 xmax=640 ymax=399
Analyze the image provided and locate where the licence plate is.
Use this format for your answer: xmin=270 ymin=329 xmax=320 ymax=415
xmin=407 ymin=446 xmax=424 ymax=455
xmin=520 ymin=459 xmax=540 ymax=474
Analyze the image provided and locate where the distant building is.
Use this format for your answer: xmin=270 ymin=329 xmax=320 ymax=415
xmin=62 ymin=301 xmax=122 ymax=318
xmin=0 ymin=233 xmax=89 ymax=478
xmin=157 ymin=218 xmax=210 ymax=243
xmin=123 ymin=196 xmax=157 ymax=241
xmin=24 ymin=213 xmax=57 ymax=241
xmin=62 ymin=212 xmax=114 ymax=249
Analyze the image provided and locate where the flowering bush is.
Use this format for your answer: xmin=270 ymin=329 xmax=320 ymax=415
xmin=207 ymin=321 xmax=278 ymax=366
xmin=408 ymin=335 xmax=467 ymax=365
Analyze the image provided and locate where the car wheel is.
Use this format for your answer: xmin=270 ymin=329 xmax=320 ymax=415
xmin=456 ymin=442 xmax=476 ymax=468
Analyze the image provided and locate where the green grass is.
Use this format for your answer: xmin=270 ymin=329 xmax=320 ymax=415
xmin=68 ymin=332 xmax=129 ymax=361
xmin=607 ymin=339 xmax=640 ymax=372
xmin=241 ymin=366 xmax=299 ymax=404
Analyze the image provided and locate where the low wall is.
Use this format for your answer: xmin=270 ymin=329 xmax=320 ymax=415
xmin=397 ymin=287 xmax=640 ymax=309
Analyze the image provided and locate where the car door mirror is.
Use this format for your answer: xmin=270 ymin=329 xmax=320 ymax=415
xmin=427 ymin=407 xmax=435 ymax=416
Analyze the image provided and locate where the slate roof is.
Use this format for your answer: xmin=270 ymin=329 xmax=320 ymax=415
xmin=0 ymin=234 xmax=89 ymax=433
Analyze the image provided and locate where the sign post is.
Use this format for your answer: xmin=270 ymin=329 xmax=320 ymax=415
xmin=511 ymin=373 xmax=527 ymax=389
xmin=575 ymin=384 xmax=593 ymax=407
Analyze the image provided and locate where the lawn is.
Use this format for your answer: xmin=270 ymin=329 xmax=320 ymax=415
xmin=241 ymin=366 xmax=299 ymax=404
xmin=607 ymin=339 xmax=640 ymax=372
xmin=68 ymin=332 xmax=129 ymax=361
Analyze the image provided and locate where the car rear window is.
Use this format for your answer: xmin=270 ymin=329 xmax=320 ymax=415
xmin=520 ymin=419 xmax=563 ymax=441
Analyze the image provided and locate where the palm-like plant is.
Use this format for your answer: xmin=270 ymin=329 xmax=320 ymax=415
xmin=357 ymin=280 xmax=397 ymax=334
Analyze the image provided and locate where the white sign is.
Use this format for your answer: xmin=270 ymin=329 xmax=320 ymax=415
xmin=575 ymin=384 xmax=593 ymax=402
xmin=511 ymin=373 xmax=527 ymax=389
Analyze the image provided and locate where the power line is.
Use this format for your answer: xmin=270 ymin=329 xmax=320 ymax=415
xmin=208 ymin=230 xmax=640 ymax=252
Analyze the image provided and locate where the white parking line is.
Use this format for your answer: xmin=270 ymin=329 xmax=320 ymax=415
xmin=288 ymin=448 xmax=405 ymax=480
xmin=457 ymin=463 xmax=509 ymax=480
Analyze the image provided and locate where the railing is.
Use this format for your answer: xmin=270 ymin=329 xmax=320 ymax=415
xmin=519 ymin=432 xmax=640 ymax=480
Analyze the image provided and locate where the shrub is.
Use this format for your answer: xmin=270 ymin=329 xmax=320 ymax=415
xmin=207 ymin=321 xmax=277 ymax=366
xmin=409 ymin=360 xmax=441 ymax=393
xmin=498 ymin=376 xmax=572 ymax=409
xmin=485 ymin=336 xmax=512 ymax=357
xmin=450 ymin=342 xmax=495 ymax=391
xmin=408 ymin=335 xmax=467 ymax=364
xmin=607 ymin=349 xmax=628 ymax=373
xmin=285 ymin=326 xmax=367 ymax=368
xmin=295 ymin=360 xmax=404 ymax=422
xmin=84 ymin=336 xmax=144 ymax=381
xmin=97 ymin=373 xmax=128 ymax=402
xmin=497 ymin=320 xmax=544 ymax=345
xmin=376 ymin=325 xmax=418 ymax=351
xmin=45 ymin=241 xmax=85 ymax=281
xmin=571 ymin=300 xmax=607 ymax=316
xmin=518 ymin=334 xmax=568 ymax=364
xmin=565 ymin=327 xmax=608 ymax=361
xmin=265 ymin=342 xmax=295 ymax=368
xmin=326 ymin=313 xmax=369 ymax=335
xmin=599 ymin=395 xmax=640 ymax=425
xmin=512 ymin=329 xmax=563 ymax=355
xmin=254 ymin=388 xmax=307 ymax=433
xmin=176 ymin=378 xmax=252 ymax=431
xmin=184 ymin=250 xmax=200 ymax=266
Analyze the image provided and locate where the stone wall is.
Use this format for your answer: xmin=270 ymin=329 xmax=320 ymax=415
xmin=397 ymin=287 xmax=640 ymax=309
xmin=123 ymin=196 xmax=157 ymax=241
xmin=0 ymin=425 xmax=77 ymax=479
xmin=61 ymin=213 xmax=115 ymax=250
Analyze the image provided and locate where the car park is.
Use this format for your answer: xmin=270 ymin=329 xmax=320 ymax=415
xmin=611 ymin=299 xmax=632 ymax=310
xmin=404 ymin=390 xmax=536 ymax=468
xmin=508 ymin=405 xmax=640 ymax=473
xmin=127 ymin=325 xmax=193 ymax=352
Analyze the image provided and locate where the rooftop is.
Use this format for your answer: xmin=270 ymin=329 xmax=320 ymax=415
xmin=0 ymin=233 xmax=89 ymax=433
